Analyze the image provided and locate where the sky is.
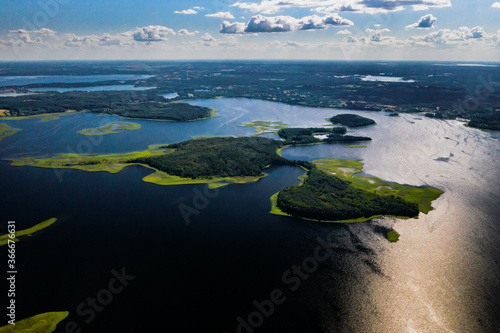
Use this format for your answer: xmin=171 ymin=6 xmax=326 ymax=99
xmin=0 ymin=0 xmax=499 ymax=61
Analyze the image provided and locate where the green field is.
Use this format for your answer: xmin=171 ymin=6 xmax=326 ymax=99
xmin=0 ymin=312 xmax=68 ymax=333
xmin=78 ymin=121 xmax=141 ymax=136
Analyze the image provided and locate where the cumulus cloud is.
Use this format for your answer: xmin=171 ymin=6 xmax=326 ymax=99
xmin=244 ymin=15 xmax=298 ymax=33
xmin=124 ymin=25 xmax=176 ymax=42
xmin=7 ymin=29 xmax=56 ymax=45
xmin=206 ymin=11 xmax=235 ymax=19
xmin=220 ymin=13 xmax=352 ymax=34
xmin=491 ymin=2 xmax=500 ymax=8
xmin=178 ymin=29 xmax=199 ymax=36
xmin=231 ymin=0 xmax=451 ymax=14
xmin=406 ymin=14 xmax=437 ymax=29
xmin=337 ymin=29 xmax=352 ymax=35
xmin=408 ymin=26 xmax=488 ymax=45
xmin=174 ymin=9 xmax=197 ymax=14
xmin=220 ymin=21 xmax=247 ymax=34
xmin=201 ymin=33 xmax=217 ymax=46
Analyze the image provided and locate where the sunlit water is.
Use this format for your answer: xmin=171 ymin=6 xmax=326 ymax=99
xmin=0 ymin=98 xmax=498 ymax=332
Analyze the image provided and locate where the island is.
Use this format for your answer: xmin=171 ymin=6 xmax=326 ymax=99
xmin=0 ymin=218 xmax=58 ymax=246
xmin=0 ymin=123 xmax=22 ymax=141
xmin=78 ymin=121 xmax=141 ymax=136
xmin=0 ymin=311 xmax=68 ymax=333
xmin=271 ymin=158 xmax=443 ymax=222
xmin=8 ymin=137 xmax=311 ymax=189
xmin=277 ymin=127 xmax=371 ymax=145
xmin=330 ymin=114 xmax=377 ymax=127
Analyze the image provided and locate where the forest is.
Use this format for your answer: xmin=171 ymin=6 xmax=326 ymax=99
xmin=133 ymin=137 xmax=312 ymax=179
xmin=0 ymin=90 xmax=213 ymax=121
xmin=277 ymin=168 xmax=420 ymax=221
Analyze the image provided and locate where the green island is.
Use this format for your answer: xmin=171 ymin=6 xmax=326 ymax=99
xmin=0 ymin=312 xmax=68 ymax=333
xmin=277 ymin=127 xmax=371 ymax=145
xmin=387 ymin=230 xmax=400 ymax=242
xmin=271 ymin=158 xmax=443 ymax=222
xmin=346 ymin=145 xmax=367 ymax=148
xmin=0 ymin=218 xmax=58 ymax=246
xmin=330 ymin=114 xmax=377 ymax=127
xmin=238 ymin=120 xmax=288 ymax=136
xmin=7 ymin=137 xmax=311 ymax=189
xmin=78 ymin=121 xmax=141 ymax=136
xmin=0 ymin=123 xmax=22 ymax=141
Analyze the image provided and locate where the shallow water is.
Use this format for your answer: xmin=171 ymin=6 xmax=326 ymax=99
xmin=0 ymin=98 xmax=498 ymax=332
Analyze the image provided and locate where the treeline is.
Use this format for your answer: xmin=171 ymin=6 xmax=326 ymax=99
xmin=277 ymin=168 xmax=419 ymax=221
xmin=0 ymin=90 xmax=213 ymax=121
xmin=467 ymin=112 xmax=500 ymax=131
xmin=134 ymin=137 xmax=310 ymax=179
xmin=330 ymin=114 xmax=376 ymax=127
xmin=324 ymin=135 xmax=372 ymax=143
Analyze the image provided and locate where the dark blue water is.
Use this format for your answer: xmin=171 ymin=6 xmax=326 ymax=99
xmin=1 ymin=98 xmax=499 ymax=332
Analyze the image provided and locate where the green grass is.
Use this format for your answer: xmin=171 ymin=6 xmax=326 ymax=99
xmin=313 ymin=158 xmax=443 ymax=214
xmin=0 ymin=218 xmax=57 ymax=246
xmin=8 ymin=146 xmax=167 ymax=173
xmin=492 ymin=136 xmax=497 ymax=139
xmin=1 ymin=110 xmax=79 ymax=122
xmin=387 ymin=230 xmax=400 ymax=242
xmin=0 ymin=312 xmax=68 ymax=333
xmin=144 ymin=170 xmax=267 ymax=188
xmin=78 ymin=121 xmax=141 ymax=136
xmin=238 ymin=120 xmax=288 ymax=136
xmin=0 ymin=123 xmax=22 ymax=141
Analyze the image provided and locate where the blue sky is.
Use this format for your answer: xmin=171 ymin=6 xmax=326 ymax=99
xmin=0 ymin=0 xmax=499 ymax=61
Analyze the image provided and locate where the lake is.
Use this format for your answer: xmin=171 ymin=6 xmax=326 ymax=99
xmin=0 ymin=75 xmax=154 ymax=87
xmin=28 ymin=85 xmax=156 ymax=93
xmin=0 ymin=98 xmax=499 ymax=332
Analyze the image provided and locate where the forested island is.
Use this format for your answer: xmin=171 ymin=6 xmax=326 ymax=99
xmin=330 ymin=114 xmax=377 ymax=127
xmin=277 ymin=127 xmax=371 ymax=145
xmin=277 ymin=168 xmax=419 ymax=221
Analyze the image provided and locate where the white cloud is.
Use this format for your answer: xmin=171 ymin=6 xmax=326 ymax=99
xmin=406 ymin=14 xmax=437 ymax=29
xmin=220 ymin=21 xmax=247 ymax=34
xmin=408 ymin=26 xmax=488 ymax=46
xmin=201 ymin=33 xmax=217 ymax=46
xmin=491 ymin=2 xmax=500 ymax=8
xmin=124 ymin=25 xmax=176 ymax=42
xmin=206 ymin=11 xmax=235 ymax=19
xmin=178 ymin=29 xmax=199 ymax=36
xmin=231 ymin=0 xmax=451 ymax=14
xmin=244 ymin=15 xmax=298 ymax=33
xmin=193 ymin=6 xmax=205 ymax=10
xmin=174 ymin=9 xmax=197 ymax=14
xmin=337 ymin=29 xmax=352 ymax=35
xmin=220 ymin=13 xmax=352 ymax=34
